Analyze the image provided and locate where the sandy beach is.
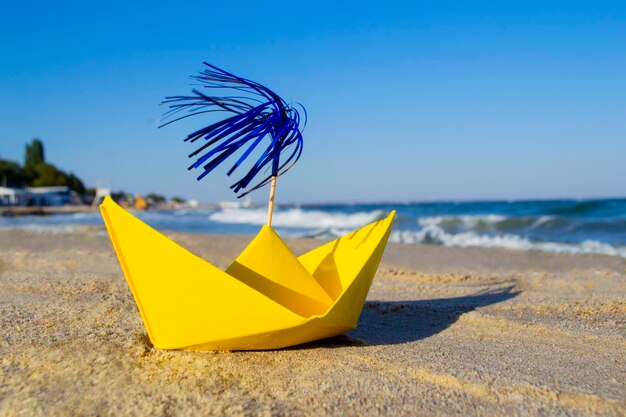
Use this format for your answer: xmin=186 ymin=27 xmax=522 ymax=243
xmin=0 ymin=226 xmax=624 ymax=416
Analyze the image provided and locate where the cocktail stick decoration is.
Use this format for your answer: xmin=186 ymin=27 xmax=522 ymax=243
xmin=161 ymin=63 xmax=305 ymax=225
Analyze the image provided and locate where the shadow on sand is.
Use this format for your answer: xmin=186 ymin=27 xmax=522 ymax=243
xmin=296 ymin=285 xmax=519 ymax=349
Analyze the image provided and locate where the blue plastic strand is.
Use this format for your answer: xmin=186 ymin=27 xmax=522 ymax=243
xmin=161 ymin=63 xmax=305 ymax=198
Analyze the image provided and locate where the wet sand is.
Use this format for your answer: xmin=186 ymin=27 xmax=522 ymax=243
xmin=0 ymin=227 xmax=624 ymax=416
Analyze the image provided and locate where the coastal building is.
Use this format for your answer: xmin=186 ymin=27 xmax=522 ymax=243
xmin=25 ymin=186 xmax=74 ymax=206
xmin=0 ymin=186 xmax=31 ymax=206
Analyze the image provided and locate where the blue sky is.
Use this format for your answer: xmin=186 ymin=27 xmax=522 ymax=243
xmin=1 ymin=1 xmax=624 ymax=203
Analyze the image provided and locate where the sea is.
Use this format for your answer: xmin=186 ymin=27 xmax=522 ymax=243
xmin=2 ymin=198 xmax=626 ymax=258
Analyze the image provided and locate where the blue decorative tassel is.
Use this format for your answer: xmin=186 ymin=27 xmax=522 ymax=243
xmin=161 ymin=63 xmax=306 ymax=198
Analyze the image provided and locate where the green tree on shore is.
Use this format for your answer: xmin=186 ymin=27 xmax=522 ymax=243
xmin=0 ymin=159 xmax=28 ymax=187
xmin=24 ymin=138 xmax=46 ymax=178
xmin=30 ymin=163 xmax=86 ymax=194
xmin=146 ymin=193 xmax=166 ymax=204
xmin=0 ymin=139 xmax=86 ymax=193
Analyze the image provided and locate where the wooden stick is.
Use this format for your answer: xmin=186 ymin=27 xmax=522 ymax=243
xmin=266 ymin=176 xmax=277 ymax=226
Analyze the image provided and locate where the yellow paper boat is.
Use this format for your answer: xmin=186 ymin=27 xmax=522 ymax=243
xmin=100 ymin=196 xmax=395 ymax=350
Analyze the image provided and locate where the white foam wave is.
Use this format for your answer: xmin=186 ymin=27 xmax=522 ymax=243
xmin=390 ymin=225 xmax=626 ymax=258
xmin=417 ymin=214 xmax=563 ymax=234
xmin=209 ymin=208 xmax=384 ymax=229
xmin=529 ymin=215 xmax=556 ymax=229
xmin=418 ymin=214 xmax=508 ymax=229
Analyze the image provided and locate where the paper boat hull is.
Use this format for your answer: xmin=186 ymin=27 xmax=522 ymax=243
xmin=100 ymin=197 xmax=394 ymax=350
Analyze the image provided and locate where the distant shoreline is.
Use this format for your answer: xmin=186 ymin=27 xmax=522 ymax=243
xmin=0 ymin=205 xmax=97 ymax=217
xmin=0 ymin=204 xmax=214 ymax=217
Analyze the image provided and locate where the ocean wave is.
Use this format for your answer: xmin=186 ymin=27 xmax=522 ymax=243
xmin=545 ymin=199 xmax=610 ymax=216
xmin=418 ymin=214 xmax=507 ymax=231
xmin=209 ymin=207 xmax=385 ymax=229
xmin=528 ymin=215 xmax=556 ymax=229
xmin=2 ymin=199 xmax=625 ymax=258
xmin=414 ymin=213 xmax=626 ymax=238
xmin=390 ymin=225 xmax=626 ymax=258
xmin=288 ymin=213 xmax=626 ymax=257
xmin=415 ymin=213 xmax=581 ymax=234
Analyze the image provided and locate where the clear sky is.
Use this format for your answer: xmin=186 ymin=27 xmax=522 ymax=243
xmin=1 ymin=1 xmax=624 ymax=203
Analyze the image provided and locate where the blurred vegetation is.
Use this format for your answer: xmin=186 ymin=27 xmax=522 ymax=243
xmin=24 ymin=138 xmax=45 ymax=178
xmin=146 ymin=193 xmax=166 ymax=204
xmin=0 ymin=139 xmax=86 ymax=193
xmin=3 ymin=139 xmax=187 ymax=205
xmin=0 ymin=159 xmax=28 ymax=187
